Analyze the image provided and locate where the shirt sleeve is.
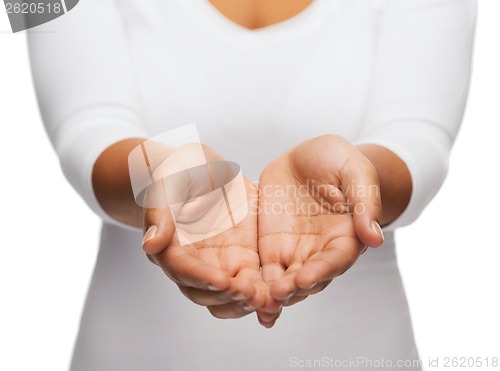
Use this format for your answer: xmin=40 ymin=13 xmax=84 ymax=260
xmin=27 ymin=0 xmax=150 ymax=228
xmin=355 ymin=0 xmax=477 ymax=231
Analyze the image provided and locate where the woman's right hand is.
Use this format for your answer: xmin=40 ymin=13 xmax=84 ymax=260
xmin=141 ymin=145 xmax=268 ymax=319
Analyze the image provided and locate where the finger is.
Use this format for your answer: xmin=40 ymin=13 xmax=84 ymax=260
xmin=247 ymin=288 xmax=281 ymax=322
xmin=258 ymin=306 xmax=283 ymax=328
xmin=206 ymin=301 xmax=255 ymax=319
xmin=228 ymin=274 xmax=258 ymax=304
xmin=235 ymin=267 xmax=267 ymax=310
xmin=283 ymin=295 xmax=308 ymax=307
xmin=178 ymin=267 xmax=265 ymax=308
xmin=142 ymin=207 xmax=175 ymax=255
xmin=146 ymin=253 xmax=159 ymax=266
xmin=178 ymin=279 xmax=253 ymax=307
xmin=276 ymin=281 xmax=329 ymax=308
xmin=261 ymin=262 xmax=286 ymax=287
xmin=257 ymin=286 xmax=285 ymax=323
xmin=294 ymin=236 xmax=364 ymax=290
xmin=158 ymin=249 xmax=230 ymax=291
xmin=258 ymin=318 xmax=278 ymax=329
xmin=259 ymin=263 xmax=287 ymax=314
xmin=256 ymin=308 xmax=281 ymax=323
xmin=294 ymin=280 xmax=331 ymax=297
xmin=179 ymin=286 xmax=233 ymax=306
xmin=340 ymin=155 xmax=384 ymax=248
xmin=269 ymin=262 xmax=302 ymax=301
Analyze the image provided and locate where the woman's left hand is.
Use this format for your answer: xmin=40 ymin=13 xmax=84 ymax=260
xmin=256 ymin=135 xmax=385 ymax=327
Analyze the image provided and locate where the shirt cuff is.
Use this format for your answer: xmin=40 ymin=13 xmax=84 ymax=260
xmin=54 ymin=105 xmax=150 ymax=230
xmin=354 ymin=120 xmax=452 ymax=232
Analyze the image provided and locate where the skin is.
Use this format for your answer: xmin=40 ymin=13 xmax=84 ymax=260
xmin=91 ymin=1 xmax=412 ymax=327
xmin=93 ymin=136 xmax=411 ymax=326
xmin=94 ymin=141 xmax=271 ymax=318
xmin=208 ymin=0 xmax=314 ymax=30
xmin=143 ymin=178 xmax=268 ymax=319
xmin=256 ymin=135 xmax=410 ymax=326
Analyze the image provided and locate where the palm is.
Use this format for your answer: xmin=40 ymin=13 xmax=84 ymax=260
xmin=258 ymin=152 xmax=365 ymax=304
xmin=155 ymin=179 xmax=267 ymax=315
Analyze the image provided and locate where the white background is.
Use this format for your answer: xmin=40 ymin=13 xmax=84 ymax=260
xmin=0 ymin=2 xmax=498 ymax=370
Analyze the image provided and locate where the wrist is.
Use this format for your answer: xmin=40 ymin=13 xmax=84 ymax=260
xmin=356 ymin=144 xmax=412 ymax=226
xmin=92 ymin=138 xmax=146 ymax=228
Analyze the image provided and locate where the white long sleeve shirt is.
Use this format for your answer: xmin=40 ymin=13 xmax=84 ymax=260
xmin=28 ymin=0 xmax=476 ymax=370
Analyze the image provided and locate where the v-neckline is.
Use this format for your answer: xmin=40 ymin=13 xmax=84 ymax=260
xmin=205 ymin=0 xmax=316 ymax=32
xmin=182 ymin=0 xmax=335 ymax=46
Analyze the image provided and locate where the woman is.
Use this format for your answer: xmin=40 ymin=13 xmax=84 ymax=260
xmin=28 ymin=0 xmax=476 ymax=370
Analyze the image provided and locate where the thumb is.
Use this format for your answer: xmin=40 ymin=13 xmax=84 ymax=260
xmin=341 ymin=157 xmax=384 ymax=248
xmin=142 ymin=207 xmax=176 ymax=255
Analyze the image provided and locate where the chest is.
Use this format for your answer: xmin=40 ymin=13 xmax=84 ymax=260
xmin=207 ymin=0 xmax=315 ymax=30
xmin=118 ymin=0 xmax=386 ymax=141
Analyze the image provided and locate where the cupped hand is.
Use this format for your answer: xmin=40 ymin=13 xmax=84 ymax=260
xmin=141 ymin=144 xmax=267 ymax=319
xmin=257 ymin=135 xmax=384 ymax=326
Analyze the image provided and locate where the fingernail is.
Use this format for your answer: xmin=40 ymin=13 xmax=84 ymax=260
xmin=305 ymin=282 xmax=317 ymax=290
xmin=142 ymin=225 xmax=157 ymax=246
xmin=261 ymin=319 xmax=276 ymax=329
xmin=243 ymin=303 xmax=257 ymax=312
xmin=231 ymin=293 xmax=247 ymax=301
xmin=371 ymin=221 xmax=384 ymax=241
xmin=207 ymin=285 xmax=221 ymax=291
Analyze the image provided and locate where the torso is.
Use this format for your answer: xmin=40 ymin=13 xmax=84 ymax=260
xmin=208 ymin=0 xmax=314 ymax=29
xmin=70 ymin=1 xmax=421 ymax=369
